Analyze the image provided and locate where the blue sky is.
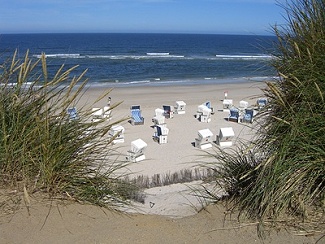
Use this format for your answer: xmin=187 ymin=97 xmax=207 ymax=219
xmin=0 ymin=0 xmax=286 ymax=35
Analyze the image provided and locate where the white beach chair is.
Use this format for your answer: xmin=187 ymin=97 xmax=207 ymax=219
xmin=91 ymin=107 xmax=103 ymax=122
xmin=126 ymin=139 xmax=147 ymax=162
xmin=109 ymin=125 xmax=125 ymax=144
xmin=195 ymin=129 xmax=213 ymax=149
xmin=175 ymin=101 xmax=186 ymax=114
xmin=239 ymin=100 xmax=249 ymax=109
xmin=223 ymin=99 xmax=233 ymax=111
xmin=152 ymin=108 xmax=166 ymax=126
xmin=197 ymin=104 xmax=211 ymax=123
xmin=217 ymin=127 xmax=235 ymax=147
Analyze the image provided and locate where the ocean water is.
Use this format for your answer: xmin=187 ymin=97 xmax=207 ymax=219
xmin=0 ymin=33 xmax=278 ymax=87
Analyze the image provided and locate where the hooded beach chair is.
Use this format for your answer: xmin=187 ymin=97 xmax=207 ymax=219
xmin=242 ymin=108 xmax=254 ymax=123
xmin=228 ymin=107 xmax=240 ymax=123
xmin=175 ymin=101 xmax=186 ymax=114
xmin=153 ymin=125 xmax=169 ymax=144
xmin=109 ymin=124 xmax=125 ymax=144
xmin=217 ymin=127 xmax=235 ymax=147
xmin=126 ymin=138 xmax=147 ymax=162
xmin=204 ymin=101 xmax=214 ymax=114
xmin=67 ymin=107 xmax=79 ymax=121
xmin=163 ymin=105 xmax=174 ymax=119
xmin=195 ymin=128 xmax=213 ymax=149
xmin=91 ymin=107 xmax=103 ymax=123
xmin=223 ymin=99 xmax=233 ymax=111
xmin=130 ymin=105 xmax=144 ymax=125
xmin=257 ymin=98 xmax=267 ymax=109
xmin=239 ymin=100 xmax=249 ymax=110
xmin=196 ymin=104 xmax=212 ymax=123
xmin=152 ymin=108 xmax=166 ymax=126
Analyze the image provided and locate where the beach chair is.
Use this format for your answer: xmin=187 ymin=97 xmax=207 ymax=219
xmin=91 ymin=107 xmax=103 ymax=122
xmin=257 ymin=98 xmax=267 ymax=109
xmin=152 ymin=108 xmax=166 ymax=126
xmin=242 ymin=108 xmax=254 ymax=123
xmin=239 ymin=100 xmax=249 ymax=110
xmin=163 ymin=105 xmax=174 ymax=119
xmin=67 ymin=107 xmax=79 ymax=121
xmin=109 ymin=125 xmax=125 ymax=144
xmin=195 ymin=129 xmax=213 ymax=149
xmin=175 ymin=101 xmax=186 ymax=114
xmin=200 ymin=105 xmax=212 ymax=123
xmin=204 ymin=101 xmax=214 ymax=114
xmin=217 ymin=127 xmax=235 ymax=147
xmin=228 ymin=107 xmax=240 ymax=123
xmin=197 ymin=104 xmax=212 ymax=122
xmin=223 ymin=99 xmax=233 ymax=111
xmin=153 ymin=125 xmax=169 ymax=144
xmin=126 ymin=139 xmax=147 ymax=162
xmin=130 ymin=105 xmax=144 ymax=125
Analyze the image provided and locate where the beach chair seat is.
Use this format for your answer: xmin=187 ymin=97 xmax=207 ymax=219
xmin=217 ymin=127 xmax=235 ymax=147
xmin=175 ymin=101 xmax=186 ymax=114
xmin=126 ymin=139 xmax=147 ymax=162
xmin=130 ymin=105 xmax=144 ymax=125
xmin=109 ymin=125 xmax=125 ymax=144
xmin=228 ymin=107 xmax=240 ymax=123
xmin=153 ymin=125 xmax=169 ymax=144
xmin=163 ymin=105 xmax=174 ymax=119
xmin=195 ymin=129 xmax=213 ymax=149
xmin=67 ymin=107 xmax=79 ymax=121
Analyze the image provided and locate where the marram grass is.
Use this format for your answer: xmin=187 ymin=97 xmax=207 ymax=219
xmin=0 ymin=50 xmax=140 ymax=209
xmin=200 ymin=0 xmax=325 ymax=235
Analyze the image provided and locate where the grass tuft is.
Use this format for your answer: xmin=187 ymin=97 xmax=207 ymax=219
xmin=0 ymin=51 xmax=140 ymax=211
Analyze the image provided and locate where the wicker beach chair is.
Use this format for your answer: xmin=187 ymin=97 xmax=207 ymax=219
xmin=130 ymin=105 xmax=144 ymax=125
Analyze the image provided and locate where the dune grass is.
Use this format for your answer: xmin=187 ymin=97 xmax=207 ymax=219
xmin=0 ymin=50 xmax=140 ymax=210
xmin=200 ymin=0 xmax=325 ymax=234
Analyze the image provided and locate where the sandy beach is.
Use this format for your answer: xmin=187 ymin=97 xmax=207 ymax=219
xmin=1 ymin=81 xmax=321 ymax=243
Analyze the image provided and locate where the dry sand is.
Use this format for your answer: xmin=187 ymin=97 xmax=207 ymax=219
xmin=1 ymin=81 xmax=321 ymax=243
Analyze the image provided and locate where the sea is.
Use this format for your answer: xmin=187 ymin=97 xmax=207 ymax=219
xmin=0 ymin=33 xmax=278 ymax=87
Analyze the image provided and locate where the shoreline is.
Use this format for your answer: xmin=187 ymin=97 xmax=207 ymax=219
xmin=84 ymin=76 xmax=274 ymax=89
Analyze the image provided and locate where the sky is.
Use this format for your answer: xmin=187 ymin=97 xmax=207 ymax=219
xmin=0 ymin=0 xmax=287 ymax=35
